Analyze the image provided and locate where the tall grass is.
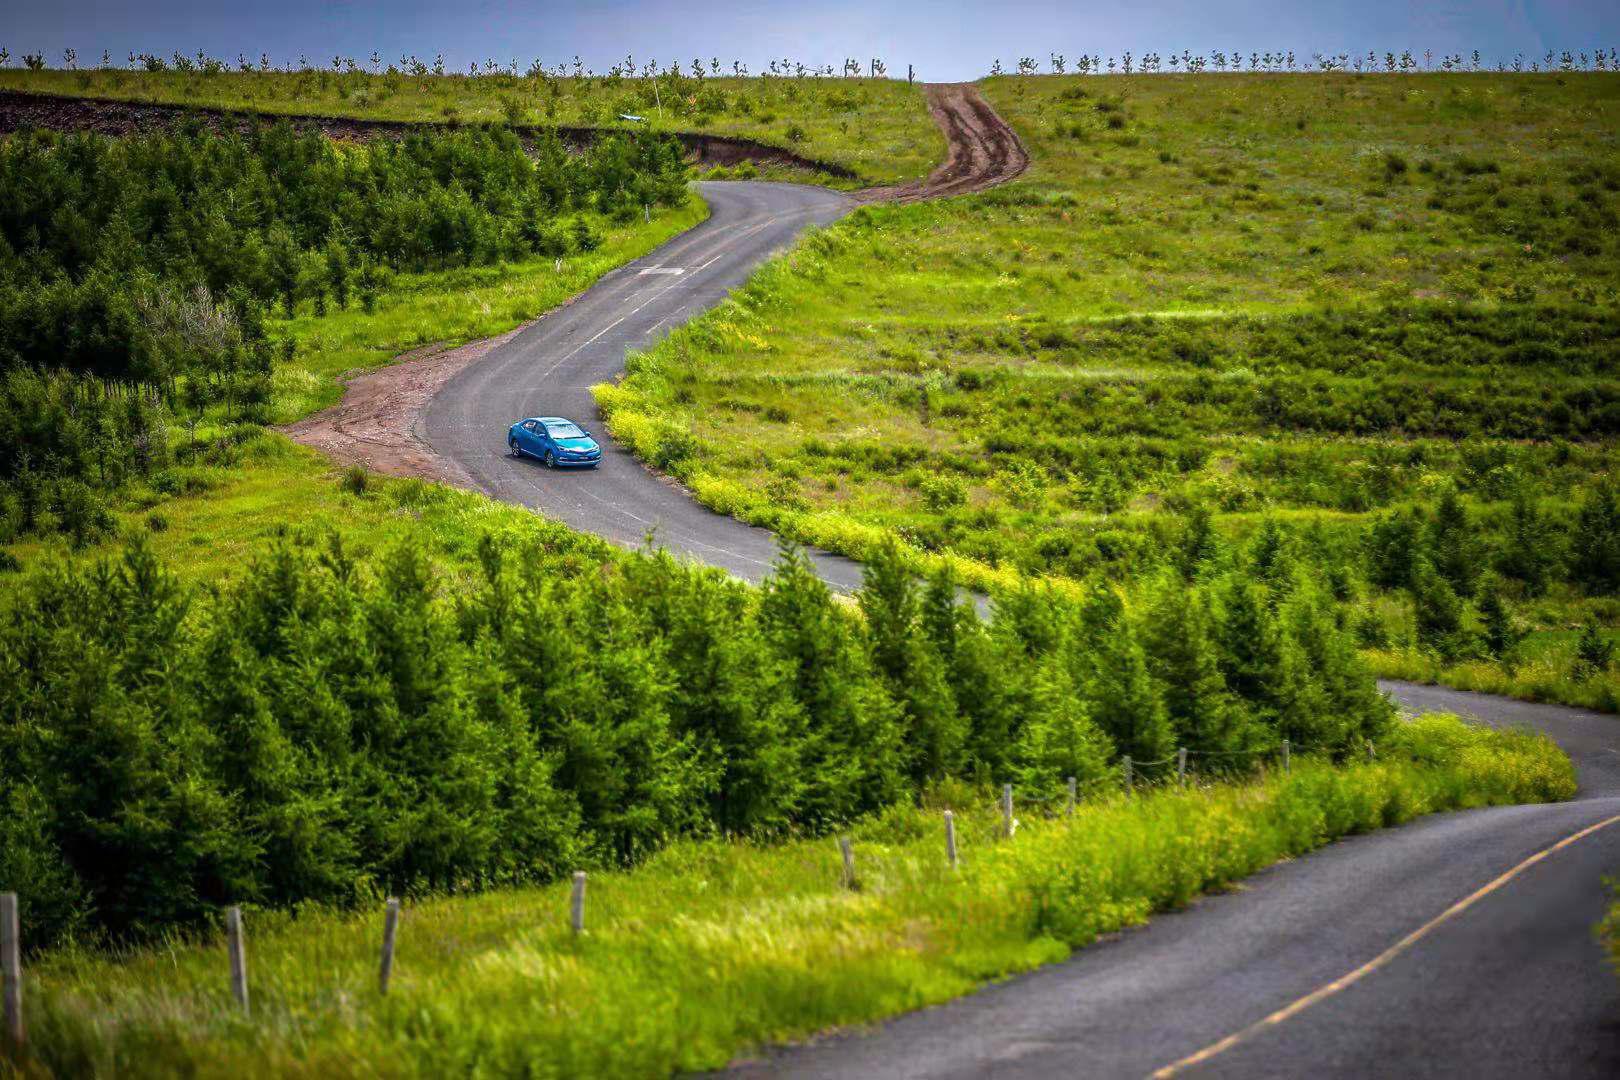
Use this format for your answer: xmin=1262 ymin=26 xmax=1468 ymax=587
xmin=9 ymin=714 xmax=1572 ymax=1078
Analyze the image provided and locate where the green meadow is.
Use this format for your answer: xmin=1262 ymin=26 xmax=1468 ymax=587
xmin=598 ymin=72 xmax=1620 ymax=708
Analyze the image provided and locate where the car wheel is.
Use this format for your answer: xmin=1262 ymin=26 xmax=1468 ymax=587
xmin=509 ymin=437 xmax=521 ymax=457
xmin=544 ymin=450 xmax=556 ymax=468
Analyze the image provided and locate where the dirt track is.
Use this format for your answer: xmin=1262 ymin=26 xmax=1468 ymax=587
xmin=856 ymin=82 xmax=1028 ymax=202
xmin=281 ymin=83 xmax=1026 ymax=489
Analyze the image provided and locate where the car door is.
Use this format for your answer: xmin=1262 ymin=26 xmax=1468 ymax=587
xmin=518 ymin=420 xmax=541 ymax=454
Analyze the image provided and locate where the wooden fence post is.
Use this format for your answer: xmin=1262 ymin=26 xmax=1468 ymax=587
xmin=1065 ymin=776 xmax=1077 ymax=817
xmin=1282 ymin=739 xmax=1292 ymax=775
xmin=1001 ymin=784 xmax=1015 ymax=838
xmin=2 ymin=892 xmax=21 ymax=1049
xmin=570 ymin=872 xmax=587 ymax=935
xmin=1177 ymin=747 xmax=1188 ymax=787
xmin=225 ymin=906 xmax=249 ymax=1014
xmin=1366 ymin=739 xmax=1376 ymax=763
xmin=379 ymin=898 xmax=400 ymax=995
xmin=838 ymin=837 xmax=856 ymax=888
xmin=1124 ymin=755 xmax=1134 ymax=797
xmin=944 ymin=810 xmax=958 ymax=870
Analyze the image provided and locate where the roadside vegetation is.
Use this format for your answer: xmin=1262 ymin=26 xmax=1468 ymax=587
xmin=1601 ymin=876 xmax=1620 ymax=982
xmin=598 ymin=72 xmax=1620 ymax=710
xmin=0 ymin=63 xmax=939 ymax=185
xmin=0 ymin=120 xmax=700 ymax=554
xmin=4 ymin=516 xmax=1395 ymax=948
xmin=8 ymin=713 xmax=1571 ymax=1077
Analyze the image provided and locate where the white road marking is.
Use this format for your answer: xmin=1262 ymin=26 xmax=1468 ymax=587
xmin=638 ymin=267 xmax=686 ymax=275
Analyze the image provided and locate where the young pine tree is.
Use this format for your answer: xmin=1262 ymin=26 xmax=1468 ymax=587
xmin=1216 ymin=576 xmax=1313 ymax=737
xmin=462 ymin=630 xmax=583 ymax=881
xmin=759 ymin=543 xmax=905 ymax=825
xmin=1409 ymin=556 xmax=1471 ymax=660
xmin=623 ymin=554 xmax=807 ymax=836
xmin=1139 ymin=579 xmax=1252 ymax=755
xmin=1574 ymin=618 xmax=1616 ymax=678
xmin=1013 ymin=658 xmax=1113 ymax=794
xmin=1175 ymin=503 xmax=1221 ymax=580
xmin=1426 ymin=486 xmax=1481 ymax=597
xmin=1365 ymin=508 xmax=1424 ymax=591
xmin=1068 ymin=585 xmax=1175 ymax=765
xmin=1247 ymin=516 xmax=1295 ymax=596
xmin=1571 ymin=485 xmax=1620 ymax=596
xmin=326 ymin=233 xmax=353 ymax=309
xmin=922 ymin=568 xmax=1018 ymax=782
xmin=1280 ymin=586 xmax=1391 ymax=748
xmin=1496 ymin=489 xmax=1559 ymax=597
xmin=1476 ymin=573 xmax=1525 ymax=661
xmin=859 ymin=541 xmax=965 ymax=787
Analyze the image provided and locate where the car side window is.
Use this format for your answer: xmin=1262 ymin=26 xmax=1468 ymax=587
xmin=523 ymin=421 xmax=537 ymax=433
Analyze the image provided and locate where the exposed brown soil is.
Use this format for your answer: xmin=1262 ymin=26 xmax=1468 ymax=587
xmin=6 ymin=82 xmax=1026 ymax=486
xmin=0 ymin=88 xmax=858 ymax=177
xmin=279 ymin=334 xmax=524 ymax=487
xmin=855 ymin=83 xmax=1029 ymax=203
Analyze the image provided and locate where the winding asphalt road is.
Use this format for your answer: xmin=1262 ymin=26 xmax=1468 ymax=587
xmin=420 ymin=82 xmax=1027 ymax=592
xmin=421 ymin=179 xmax=871 ymax=590
xmin=732 ymin=681 xmax=1620 ymax=1078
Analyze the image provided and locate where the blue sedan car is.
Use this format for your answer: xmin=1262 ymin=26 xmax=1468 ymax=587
xmin=508 ymin=416 xmax=603 ymax=468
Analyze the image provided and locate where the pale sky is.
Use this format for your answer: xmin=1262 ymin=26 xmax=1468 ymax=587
xmin=3 ymin=1 xmax=1618 ymax=81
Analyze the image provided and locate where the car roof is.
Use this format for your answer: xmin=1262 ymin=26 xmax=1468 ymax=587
xmin=527 ymin=416 xmax=574 ymax=425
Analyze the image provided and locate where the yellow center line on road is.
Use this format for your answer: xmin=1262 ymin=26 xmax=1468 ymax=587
xmin=1149 ymin=812 xmax=1620 ymax=1079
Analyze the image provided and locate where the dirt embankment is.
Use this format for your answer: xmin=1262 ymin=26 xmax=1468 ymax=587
xmin=0 ymin=88 xmax=859 ymax=178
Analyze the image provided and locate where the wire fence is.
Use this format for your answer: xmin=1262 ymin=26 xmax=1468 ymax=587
xmin=0 ymin=735 xmax=1382 ymax=1050
xmin=992 ymin=735 xmax=1381 ymax=817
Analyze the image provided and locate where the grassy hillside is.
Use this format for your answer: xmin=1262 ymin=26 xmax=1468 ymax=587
xmin=598 ymin=72 xmax=1620 ymax=708
xmin=0 ymin=114 xmax=706 ymax=578
xmin=12 ymin=715 xmax=1572 ymax=1078
xmin=0 ymin=68 xmax=941 ymax=186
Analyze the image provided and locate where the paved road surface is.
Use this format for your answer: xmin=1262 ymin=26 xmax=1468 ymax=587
xmin=420 ymin=82 xmax=1026 ymax=592
xmin=729 ymin=681 xmax=1620 ymax=1078
xmin=421 ymin=180 xmax=871 ymax=590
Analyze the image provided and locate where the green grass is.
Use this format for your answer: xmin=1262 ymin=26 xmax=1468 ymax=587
xmin=0 ymin=69 xmax=942 ymax=186
xmin=0 ymin=433 xmax=625 ymax=592
xmin=269 ymin=196 xmax=709 ymax=422
xmin=7 ymin=714 xmax=1573 ymax=1078
xmin=600 ymin=73 xmax=1620 ymax=579
xmin=1367 ymin=632 xmax=1620 ymax=713
xmin=1601 ymin=876 xmax=1620 ymax=983
xmin=1 ymin=195 xmax=707 ymax=583
xmin=594 ymin=71 xmax=1620 ymax=678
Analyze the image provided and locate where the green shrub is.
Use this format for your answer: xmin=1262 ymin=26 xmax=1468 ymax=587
xmin=340 ymin=464 xmax=370 ymax=496
xmin=0 ymin=528 xmax=1397 ymax=949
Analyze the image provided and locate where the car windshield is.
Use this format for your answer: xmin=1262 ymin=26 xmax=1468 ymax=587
xmin=545 ymin=422 xmax=586 ymax=439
